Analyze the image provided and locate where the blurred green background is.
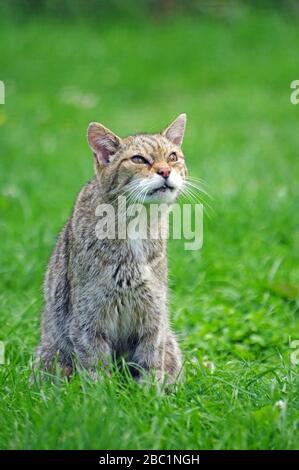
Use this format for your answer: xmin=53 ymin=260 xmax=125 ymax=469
xmin=0 ymin=0 xmax=299 ymax=450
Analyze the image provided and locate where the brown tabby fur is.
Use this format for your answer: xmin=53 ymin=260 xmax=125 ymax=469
xmin=34 ymin=114 xmax=188 ymax=384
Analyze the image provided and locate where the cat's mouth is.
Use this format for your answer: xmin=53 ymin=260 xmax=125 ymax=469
xmin=148 ymin=183 xmax=175 ymax=196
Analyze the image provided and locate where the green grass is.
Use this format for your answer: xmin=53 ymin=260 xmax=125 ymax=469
xmin=1 ymin=10 xmax=299 ymax=449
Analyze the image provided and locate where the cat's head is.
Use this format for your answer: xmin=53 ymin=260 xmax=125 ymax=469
xmin=87 ymin=114 xmax=187 ymax=204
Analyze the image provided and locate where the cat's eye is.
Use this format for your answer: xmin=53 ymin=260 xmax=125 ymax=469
xmin=131 ymin=155 xmax=150 ymax=165
xmin=168 ymin=152 xmax=178 ymax=162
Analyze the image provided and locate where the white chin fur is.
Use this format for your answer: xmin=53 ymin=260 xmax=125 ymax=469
xmin=128 ymin=170 xmax=183 ymax=204
xmin=145 ymin=170 xmax=183 ymax=203
xmin=167 ymin=170 xmax=183 ymax=190
xmin=144 ymin=188 xmax=179 ymax=204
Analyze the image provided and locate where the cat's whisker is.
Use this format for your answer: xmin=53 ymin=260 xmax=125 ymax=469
xmin=107 ymin=184 xmax=141 ymax=209
xmin=187 ymin=175 xmax=209 ymax=186
xmin=107 ymin=179 xmax=144 ymax=206
xmin=185 ymin=180 xmax=212 ymax=199
xmin=126 ymin=181 xmax=152 ymax=205
xmin=141 ymin=188 xmax=150 ymax=206
xmin=183 ymin=180 xmax=214 ymax=213
xmin=181 ymin=183 xmax=208 ymax=206
xmin=126 ymin=185 xmax=146 ymax=205
xmin=184 ymin=186 xmax=214 ymax=218
xmin=180 ymin=187 xmax=199 ymax=205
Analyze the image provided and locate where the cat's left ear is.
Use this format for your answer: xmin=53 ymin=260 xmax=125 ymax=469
xmin=87 ymin=122 xmax=121 ymax=166
xmin=162 ymin=113 xmax=187 ymax=147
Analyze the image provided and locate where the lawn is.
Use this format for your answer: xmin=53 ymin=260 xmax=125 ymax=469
xmin=0 ymin=9 xmax=299 ymax=450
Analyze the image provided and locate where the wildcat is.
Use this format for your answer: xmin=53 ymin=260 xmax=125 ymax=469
xmin=34 ymin=113 xmax=188 ymax=384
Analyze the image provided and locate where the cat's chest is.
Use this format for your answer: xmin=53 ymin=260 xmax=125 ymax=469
xmin=111 ymin=239 xmax=150 ymax=288
xmin=108 ymin=262 xmax=154 ymax=350
xmin=108 ymin=242 xmax=157 ymax=338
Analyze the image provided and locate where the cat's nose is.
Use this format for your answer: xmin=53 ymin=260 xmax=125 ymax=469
xmin=157 ymin=167 xmax=171 ymax=179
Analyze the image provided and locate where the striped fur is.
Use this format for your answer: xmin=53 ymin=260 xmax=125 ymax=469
xmin=34 ymin=114 xmax=187 ymax=384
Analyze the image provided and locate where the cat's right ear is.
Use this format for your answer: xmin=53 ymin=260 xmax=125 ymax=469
xmin=87 ymin=122 xmax=121 ymax=166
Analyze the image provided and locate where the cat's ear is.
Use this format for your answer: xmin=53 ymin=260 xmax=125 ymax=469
xmin=87 ymin=122 xmax=121 ymax=166
xmin=162 ymin=113 xmax=187 ymax=147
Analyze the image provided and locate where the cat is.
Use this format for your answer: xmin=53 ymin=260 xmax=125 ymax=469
xmin=34 ymin=113 xmax=188 ymax=384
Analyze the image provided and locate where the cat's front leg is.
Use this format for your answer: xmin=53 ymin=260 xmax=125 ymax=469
xmin=162 ymin=331 xmax=183 ymax=384
xmin=131 ymin=326 xmax=166 ymax=384
xmin=132 ymin=330 xmax=182 ymax=386
xmin=71 ymin=329 xmax=111 ymax=381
